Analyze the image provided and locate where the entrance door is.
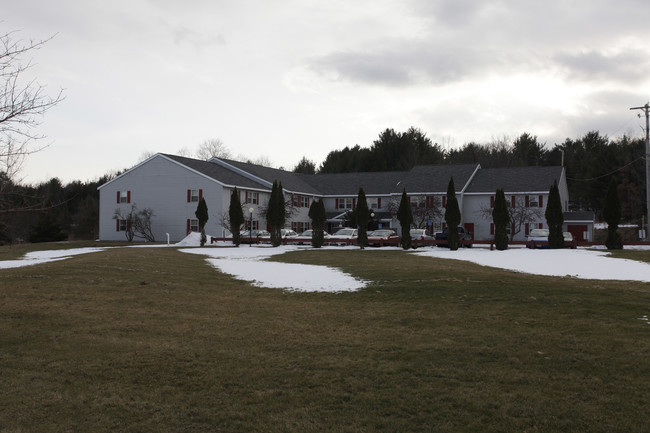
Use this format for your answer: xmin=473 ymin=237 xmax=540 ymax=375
xmin=567 ymin=225 xmax=587 ymax=242
xmin=464 ymin=223 xmax=475 ymax=240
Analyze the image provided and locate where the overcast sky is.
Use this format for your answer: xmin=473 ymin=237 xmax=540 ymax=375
xmin=5 ymin=0 xmax=650 ymax=184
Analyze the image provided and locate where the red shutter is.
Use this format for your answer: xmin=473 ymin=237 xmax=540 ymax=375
xmin=187 ymin=190 xmax=191 ymax=203
xmin=378 ymin=198 xmax=382 ymax=209
xmin=199 ymin=189 xmax=203 ymax=201
xmin=335 ymin=198 xmax=339 ymax=209
xmin=116 ymin=219 xmax=120 ymax=231
xmin=353 ymin=199 xmax=356 ymax=209
xmin=525 ymin=225 xmax=530 ymax=235
xmin=539 ymin=196 xmax=544 ymax=207
xmin=187 ymin=219 xmax=191 ymax=234
xmin=127 ymin=191 xmax=131 ymax=204
xmin=117 ymin=191 xmax=121 ymax=204
xmin=511 ymin=196 xmax=515 ymax=208
xmin=238 ymin=190 xmax=242 ymax=202
xmin=442 ymin=196 xmax=447 ymax=208
xmin=539 ymin=223 xmax=543 ymax=229
xmin=511 ymin=223 xmax=515 ymax=234
xmin=525 ymin=195 xmax=529 ymax=207
xmin=490 ymin=223 xmax=494 ymax=235
xmin=490 ymin=196 xmax=494 ymax=208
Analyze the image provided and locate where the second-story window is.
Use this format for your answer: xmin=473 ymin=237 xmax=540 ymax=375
xmin=190 ymin=190 xmax=199 ymax=202
xmin=246 ymin=191 xmax=259 ymax=204
xmin=338 ymin=198 xmax=354 ymax=209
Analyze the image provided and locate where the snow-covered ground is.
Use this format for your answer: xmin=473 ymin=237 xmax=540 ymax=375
xmin=180 ymin=244 xmax=366 ymax=292
xmin=2 ymin=232 xmax=650 ymax=291
xmin=413 ymin=247 xmax=650 ymax=282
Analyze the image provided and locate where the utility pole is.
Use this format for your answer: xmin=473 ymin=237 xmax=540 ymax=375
xmin=630 ymin=103 xmax=650 ymax=240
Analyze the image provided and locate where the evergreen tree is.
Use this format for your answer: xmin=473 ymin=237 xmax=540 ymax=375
xmin=545 ymin=181 xmax=564 ymax=248
xmin=445 ymin=177 xmax=461 ymax=250
xmin=308 ymin=198 xmax=326 ymax=248
xmin=603 ymin=177 xmax=623 ymax=249
xmin=397 ymin=188 xmax=413 ymax=249
xmin=356 ymin=188 xmax=370 ymax=249
xmin=195 ymin=197 xmax=209 ymax=246
xmin=266 ymin=180 xmax=286 ymax=247
xmin=229 ymin=187 xmax=245 ymax=246
xmin=492 ymin=188 xmax=509 ymax=250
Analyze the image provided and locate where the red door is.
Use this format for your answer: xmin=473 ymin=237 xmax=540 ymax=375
xmin=464 ymin=223 xmax=475 ymax=240
xmin=567 ymin=225 xmax=587 ymax=242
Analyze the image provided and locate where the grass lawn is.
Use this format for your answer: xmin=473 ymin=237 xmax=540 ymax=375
xmin=1 ymin=244 xmax=649 ymax=432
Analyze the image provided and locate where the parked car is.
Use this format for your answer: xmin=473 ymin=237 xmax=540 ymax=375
xmin=435 ymin=226 xmax=473 ymax=247
xmin=526 ymin=229 xmax=574 ymax=248
xmin=367 ymin=229 xmax=399 ymax=246
xmin=259 ymin=229 xmax=298 ymax=242
xmin=240 ymin=229 xmax=269 ymax=244
xmin=410 ymin=228 xmax=434 ymax=241
xmin=294 ymin=229 xmax=331 ymax=245
xmin=330 ymin=227 xmax=358 ymax=245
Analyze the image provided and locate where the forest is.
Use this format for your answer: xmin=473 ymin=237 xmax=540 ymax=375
xmin=0 ymin=128 xmax=645 ymax=243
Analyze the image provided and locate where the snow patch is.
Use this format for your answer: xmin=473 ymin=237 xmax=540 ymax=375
xmin=0 ymin=247 xmax=107 ymax=269
xmin=180 ymin=245 xmax=367 ymax=292
xmin=412 ymin=247 xmax=650 ymax=282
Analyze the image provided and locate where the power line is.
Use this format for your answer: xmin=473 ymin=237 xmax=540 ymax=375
xmin=566 ymin=156 xmax=645 ymax=182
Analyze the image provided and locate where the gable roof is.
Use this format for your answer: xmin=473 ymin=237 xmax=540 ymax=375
xmin=215 ymin=158 xmax=322 ymax=195
xmin=464 ymin=166 xmax=564 ymax=194
xmin=162 ymin=154 xmax=268 ymax=190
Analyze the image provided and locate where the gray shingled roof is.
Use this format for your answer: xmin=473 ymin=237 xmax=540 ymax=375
xmin=400 ymin=164 xmax=479 ymax=194
xmin=219 ymin=158 xmax=322 ymax=195
xmin=162 ymin=154 xmax=268 ymax=190
xmin=465 ymin=166 xmax=564 ymax=193
xmin=163 ymin=154 xmax=562 ymax=198
xmin=301 ymin=171 xmax=407 ymax=196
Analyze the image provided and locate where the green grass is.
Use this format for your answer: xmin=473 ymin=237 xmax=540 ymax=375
xmin=1 ymin=244 xmax=650 ymax=432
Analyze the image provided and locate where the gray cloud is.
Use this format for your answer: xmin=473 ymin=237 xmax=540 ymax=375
xmin=554 ymin=50 xmax=650 ymax=83
xmin=307 ymin=41 xmax=518 ymax=87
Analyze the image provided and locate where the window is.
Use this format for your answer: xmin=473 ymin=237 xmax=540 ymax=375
xmin=337 ymin=198 xmax=354 ymax=209
xmin=528 ymin=195 xmax=539 ymax=207
xmin=117 ymin=190 xmax=130 ymax=204
xmin=410 ymin=196 xmax=426 ymax=208
xmin=292 ymin=194 xmax=310 ymax=208
xmin=292 ymin=221 xmax=310 ymax=233
xmin=368 ymin=197 xmax=381 ymax=209
xmin=190 ymin=190 xmax=199 ymax=202
xmin=246 ymin=191 xmax=259 ymax=204
xmin=118 ymin=219 xmax=127 ymax=231
xmin=246 ymin=220 xmax=259 ymax=231
xmin=189 ymin=219 xmax=199 ymax=232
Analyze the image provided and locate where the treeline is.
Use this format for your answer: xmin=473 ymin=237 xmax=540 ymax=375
xmin=316 ymin=128 xmax=646 ymax=223
xmin=0 ymin=174 xmax=114 ymax=243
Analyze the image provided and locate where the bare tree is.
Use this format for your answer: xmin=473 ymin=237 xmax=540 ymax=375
xmin=385 ymin=195 xmax=443 ymax=229
xmin=477 ymin=195 xmax=544 ymax=240
xmin=196 ymin=138 xmax=231 ymax=160
xmin=1 ymin=31 xmax=64 ymax=182
xmin=113 ymin=204 xmax=155 ymax=242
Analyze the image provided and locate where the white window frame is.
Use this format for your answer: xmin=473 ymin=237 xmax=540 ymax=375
xmin=247 ymin=191 xmax=259 ymax=204
xmin=339 ymin=198 xmax=354 ymax=209
xmin=190 ymin=190 xmax=199 ymax=202
xmin=190 ymin=219 xmax=199 ymax=232
xmin=118 ymin=219 xmax=128 ymax=231
xmin=120 ymin=191 xmax=129 ymax=203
